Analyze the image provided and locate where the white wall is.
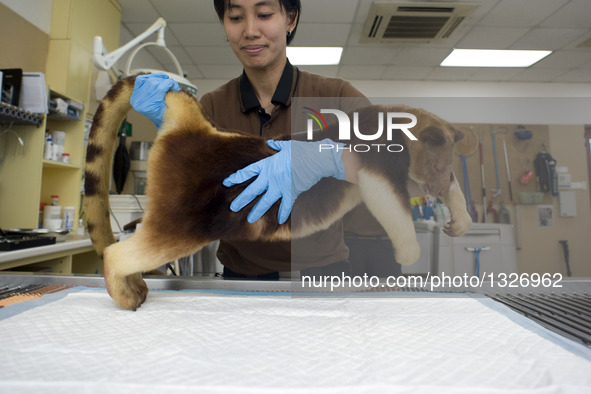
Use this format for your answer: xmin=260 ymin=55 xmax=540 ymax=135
xmin=352 ymin=80 xmax=591 ymax=125
xmin=194 ymin=79 xmax=591 ymax=99
xmin=0 ymin=0 xmax=52 ymax=34
xmin=350 ymin=79 xmax=591 ymax=98
xmin=194 ymin=78 xmax=591 ymax=124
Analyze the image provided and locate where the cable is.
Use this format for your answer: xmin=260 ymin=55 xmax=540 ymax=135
xmin=109 ymin=206 xmax=123 ymax=233
xmin=131 ymin=194 xmax=144 ymax=213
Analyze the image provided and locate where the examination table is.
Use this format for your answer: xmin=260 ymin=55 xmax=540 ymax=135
xmin=0 ymin=274 xmax=590 ymax=393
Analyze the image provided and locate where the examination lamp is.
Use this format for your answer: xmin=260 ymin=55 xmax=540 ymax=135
xmin=92 ymin=17 xmax=197 ymax=96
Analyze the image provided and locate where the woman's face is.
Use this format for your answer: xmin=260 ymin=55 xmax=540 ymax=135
xmin=223 ymin=0 xmax=297 ymax=72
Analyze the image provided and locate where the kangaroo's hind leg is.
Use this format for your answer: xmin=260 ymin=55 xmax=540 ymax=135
xmin=357 ymin=169 xmax=420 ymax=266
xmin=103 ymin=227 xmax=210 ymax=310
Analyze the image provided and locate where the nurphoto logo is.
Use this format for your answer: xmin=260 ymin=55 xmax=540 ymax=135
xmin=303 ymin=108 xmax=418 ymax=152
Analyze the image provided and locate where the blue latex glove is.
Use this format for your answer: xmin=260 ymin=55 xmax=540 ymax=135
xmin=130 ymin=73 xmax=180 ymax=128
xmin=223 ymin=138 xmax=345 ymax=224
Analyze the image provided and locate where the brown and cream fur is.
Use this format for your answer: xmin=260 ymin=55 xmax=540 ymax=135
xmin=85 ymin=75 xmax=471 ymax=310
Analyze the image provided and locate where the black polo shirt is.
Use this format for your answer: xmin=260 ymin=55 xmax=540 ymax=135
xmin=239 ymin=60 xmax=295 ymax=135
xmin=199 ymin=61 xmax=368 ymax=275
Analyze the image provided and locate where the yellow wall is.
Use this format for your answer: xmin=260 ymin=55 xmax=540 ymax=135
xmin=0 ymin=4 xmax=48 ymax=227
xmin=0 ymin=1 xmax=122 ymax=230
xmin=0 ymin=4 xmax=49 ymax=71
xmin=46 ymin=0 xmax=121 ymax=103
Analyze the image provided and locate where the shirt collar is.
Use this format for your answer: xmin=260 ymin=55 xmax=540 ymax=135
xmin=240 ymin=59 xmax=294 ymax=112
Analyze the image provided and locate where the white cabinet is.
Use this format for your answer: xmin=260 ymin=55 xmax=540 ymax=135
xmin=402 ymin=222 xmax=518 ymax=276
xmin=402 ymin=221 xmax=438 ymax=275
xmin=439 ymin=223 xmax=518 ymax=276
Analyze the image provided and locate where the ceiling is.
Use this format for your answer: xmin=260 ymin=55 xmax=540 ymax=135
xmin=117 ymin=0 xmax=591 ymax=85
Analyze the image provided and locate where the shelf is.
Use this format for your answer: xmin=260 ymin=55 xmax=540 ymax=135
xmin=42 ymin=160 xmax=80 ymax=170
xmin=0 ymin=102 xmax=44 ymax=127
xmin=48 ymin=89 xmax=83 ymax=122
xmin=47 ymin=110 xmax=80 ymax=122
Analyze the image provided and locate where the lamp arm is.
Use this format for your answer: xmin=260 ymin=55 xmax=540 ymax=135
xmin=92 ymin=17 xmax=167 ymax=71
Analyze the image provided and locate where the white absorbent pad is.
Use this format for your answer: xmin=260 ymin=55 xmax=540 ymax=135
xmin=0 ymin=288 xmax=590 ymax=394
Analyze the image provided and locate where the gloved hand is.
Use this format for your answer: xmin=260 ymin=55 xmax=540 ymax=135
xmin=130 ymin=73 xmax=180 ymax=128
xmin=223 ymin=138 xmax=345 ymax=224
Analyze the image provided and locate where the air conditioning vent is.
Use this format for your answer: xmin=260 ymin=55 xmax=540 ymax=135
xmin=397 ymin=6 xmax=455 ymax=12
xmin=360 ymin=1 xmax=478 ymax=43
xmin=384 ymin=16 xmax=450 ymax=39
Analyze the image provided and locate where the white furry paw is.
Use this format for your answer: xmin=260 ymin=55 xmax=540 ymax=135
xmin=443 ymin=209 xmax=472 ymax=237
xmin=395 ymin=240 xmax=421 ymax=266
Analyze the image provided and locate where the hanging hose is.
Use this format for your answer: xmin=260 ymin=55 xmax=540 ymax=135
xmin=501 ymin=134 xmax=513 ymax=201
xmin=514 ymin=202 xmax=521 ymax=250
xmin=461 ymin=154 xmax=475 ymax=222
xmin=559 ymin=240 xmax=571 ymax=277
xmin=479 ymin=139 xmax=487 ymax=223
xmin=454 ymin=126 xmax=479 ymax=222
xmin=490 ymin=128 xmax=502 ymax=198
xmin=474 ymin=248 xmax=482 ymax=277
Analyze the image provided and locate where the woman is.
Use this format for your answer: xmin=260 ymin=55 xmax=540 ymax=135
xmin=131 ymin=0 xmax=399 ymax=279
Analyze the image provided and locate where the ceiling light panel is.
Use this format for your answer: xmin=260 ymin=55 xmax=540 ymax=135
xmin=441 ymin=49 xmax=552 ymax=67
xmin=287 ymin=47 xmax=343 ymax=65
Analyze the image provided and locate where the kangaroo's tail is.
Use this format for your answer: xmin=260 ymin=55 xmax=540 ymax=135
xmin=84 ymin=76 xmax=136 ymax=257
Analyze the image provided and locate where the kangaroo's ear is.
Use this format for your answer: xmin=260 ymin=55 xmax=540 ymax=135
xmin=419 ymin=126 xmax=446 ymax=146
xmin=454 ymin=128 xmax=464 ymax=142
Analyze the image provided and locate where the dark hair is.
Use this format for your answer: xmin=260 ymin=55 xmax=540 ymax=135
xmin=213 ymin=0 xmax=300 ymax=45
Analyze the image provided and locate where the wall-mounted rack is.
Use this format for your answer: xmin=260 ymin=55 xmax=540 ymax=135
xmin=0 ymin=101 xmax=44 ymax=127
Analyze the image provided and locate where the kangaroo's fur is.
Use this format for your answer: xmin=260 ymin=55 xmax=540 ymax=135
xmin=85 ymin=75 xmax=471 ymax=310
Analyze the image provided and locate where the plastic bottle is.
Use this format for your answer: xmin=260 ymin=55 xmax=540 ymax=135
xmin=76 ymin=219 xmax=85 ymax=236
xmin=39 ymin=202 xmax=47 ymax=229
xmin=43 ymin=134 xmax=54 ymax=160
xmin=53 ymin=142 xmax=60 ymax=161
xmin=63 ymin=206 xmax=75 ymax=229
